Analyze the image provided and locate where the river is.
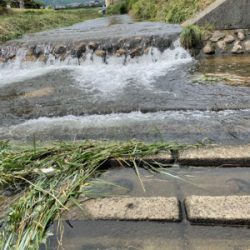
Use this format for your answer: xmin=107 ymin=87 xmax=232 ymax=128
xmin=0 ymin=15 xmax=250 ymax=144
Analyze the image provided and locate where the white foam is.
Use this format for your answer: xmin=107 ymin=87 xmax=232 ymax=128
xmin=0 ymin=43 xmax=192 ymax=97
xmin=5 ymin=109 xmax=250 ymax=137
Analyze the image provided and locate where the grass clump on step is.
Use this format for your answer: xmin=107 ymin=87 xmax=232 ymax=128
xmin=0 ymin=140 xmax=200 ymax=249
xmin=180 ymin=25 xmax=203 ymax=49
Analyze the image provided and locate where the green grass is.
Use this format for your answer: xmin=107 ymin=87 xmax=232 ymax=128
xmin=0 ymin=8 xmax=101 ymax=43
xmin=0 ymin=140 xmax=201 ymax=249
xmin=108 ymin=0 xmax=215 ymax=23
xmin=180 ymin=25 xmax=203 ymax=49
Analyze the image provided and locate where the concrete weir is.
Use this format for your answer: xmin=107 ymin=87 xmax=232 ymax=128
xmin=183 ymin=0 xmax=250 ymax=29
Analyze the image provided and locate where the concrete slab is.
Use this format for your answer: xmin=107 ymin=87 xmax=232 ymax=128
xmin=185 ymin=195 xmax=250 ymax=224
xmin=178 ymin=145 xmax=250 ymax=167
xmin=183 ymin=0 xmax=250 ymax=30
xmin=82 ymin=197 xmax=181 ymax=221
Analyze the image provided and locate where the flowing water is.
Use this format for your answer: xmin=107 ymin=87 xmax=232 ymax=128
xmin=1 ymin=15 xmax=250 ymax=249
xmin=0 ymin=19 xmax=250 ymax=144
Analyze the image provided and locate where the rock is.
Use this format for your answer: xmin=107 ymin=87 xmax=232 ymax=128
xmin=129 ymin=47 xmax=143 ymax=58
xmin=244 ymin=40 xmax=250 ymax=52
xmin=24 ymin=55 xmax=37 ymax=61
xmin=34 ymin=46 xmax=44 ymax=57
xmin=224 ymin=34 xmax=235 ymax=44
xmin=203 ymin=43 xmax=215 ymax=54
xmin=210 ymin=31 xmax=225 ymax=42
xmin=72 ymin=43 xmax=86 ymax=58
xmin=95 ymin=49 xmax=106 ymax=57
xmin=237 ymin=30 xmax=246 ymax=41
xmin=54 ymin=45 xmax=66 ymax=55
xmin=88 ymin=42 xmax=98 ymax=50
xmin=217 ymin=40 xmax=226 ymax=50
xmin=144 ymin=47 xmax=150 ymax=55
xmin=115 ymin=48 xmax=127 ymax=57
xmin=202 ymin=31 xmax=212 ymax=41
xmin=231 ymin=41 xmax=244 ymax=54
xmin=39 ymin=55 xmax=48 ymax=63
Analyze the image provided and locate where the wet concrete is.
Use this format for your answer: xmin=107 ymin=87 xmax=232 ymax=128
xmin=4 ymin=15 xmax=181 ymax=45
xmin=0 ymin=16 xmax=249 ymax=145
xmin=44 ymin=220 xmax=250 ymax=250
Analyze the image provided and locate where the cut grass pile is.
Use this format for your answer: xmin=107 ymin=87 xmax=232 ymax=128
xmin=0 ymin=140 xmax=200 ymax=249
xmin=0 ymin=8 xmax=101 ymax=43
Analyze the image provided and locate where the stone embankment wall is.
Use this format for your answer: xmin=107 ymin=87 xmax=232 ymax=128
xmin=200 ymin=29 xmax=250 ymax=57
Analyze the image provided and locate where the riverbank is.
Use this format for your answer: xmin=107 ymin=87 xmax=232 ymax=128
xmin=108 ymin=0 xmax=215 ymax=23
xmin=0 ymin=8 xmax=101 ymax=43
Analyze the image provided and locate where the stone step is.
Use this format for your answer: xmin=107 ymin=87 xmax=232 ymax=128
xmin=73 ymin=196 xmax=250 ymax=225
xmin=82 ymin=197 xmax=180 ymax=221
xmin=185 ymin=195 xmax=250 ymax=225
xmin=107 ymin=145 xmax=250 ymax=167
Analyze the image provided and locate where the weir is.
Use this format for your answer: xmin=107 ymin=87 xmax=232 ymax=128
xmin=0 ymin=15 xmax=250 ymax=144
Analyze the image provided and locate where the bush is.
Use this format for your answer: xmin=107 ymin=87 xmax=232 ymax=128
xmin=180 ymin=25 xmax=203 ymax=49
xmin=107 ymin=0 xmax=129 ymax=15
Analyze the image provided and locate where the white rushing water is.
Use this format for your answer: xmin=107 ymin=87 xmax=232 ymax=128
xmin=0 ymin=41 xmax=192 ymax=96
xmin=2 ymin=109 xmax=250 ymax=139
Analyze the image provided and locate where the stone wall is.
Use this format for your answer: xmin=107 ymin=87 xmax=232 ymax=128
xmin=200 ymin=29 xmax=250 ymax=57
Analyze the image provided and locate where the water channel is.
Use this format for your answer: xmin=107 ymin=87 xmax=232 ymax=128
xmin=0 ymin=15 xmax=250 ymax=250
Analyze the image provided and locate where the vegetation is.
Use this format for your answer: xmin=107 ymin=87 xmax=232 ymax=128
xmin=0 ymin=8 xmax=101 ymax=42
xmin=108 ymin=0 xmax=215 ymax=23
xmin=180 ymin=25 xmax=203 ymax=49
xmin=0 ymin=140 xmax=201 ymax=249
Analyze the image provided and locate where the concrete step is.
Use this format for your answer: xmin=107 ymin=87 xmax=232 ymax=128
xmin=68 ymin=195 xmax=250 ymax=226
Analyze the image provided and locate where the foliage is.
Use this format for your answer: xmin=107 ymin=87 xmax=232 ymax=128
xmin=107 ymin=0 xmax=129 ymax=15
xmin=0 ymin=8 xmax=101 ymax=42
xmin=180 ymin=25 xmax=203 ymax=49
xmin=0 ymin=140 xmax=200 ymax=249
xmin=125 ymin=0 xmax=215 ymax=23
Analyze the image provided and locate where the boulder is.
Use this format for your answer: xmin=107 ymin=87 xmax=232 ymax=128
xmin=217 ymin=40 xmax=226 ymax=50
xmin=34 ymin=46 xmax=44 ymax=57
xmin=115 ymin=48 xmax=127 ymax=57
xmin=237 ymin=30 xmax=246 ymax=41
xmin=72 ymin=43 xmax=86 ymax=58
xmin=88 ymin=42 xmax=99 ymax=50
xmin=129 ymin=47 xmax=143 ymax=58
xmin=224 ymin=34 xmax=235 ymax=44
xmin=54 ymin=45 xmax=66 ymax=55
xmin=95 ymin=50 xmax=106 ymax=57
xmin=231 ymin=41 xmax=244 ymax=54
xmin=244 ymin=40 xmax=250 ymax=52
xmin=210 ymin=31 xmax=225 ymax=42
xmin=203 ymin=43 xmax=215 ymax=54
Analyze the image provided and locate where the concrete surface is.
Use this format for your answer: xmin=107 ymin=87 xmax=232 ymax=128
xmin=82 ymin=197 xmax=180 ymax=221
xmin=183 ymin=0 xmax=250 ymax=29
xmin=185 ymin=195 xmax=250 ymax=224
xmin=178 ymin=145 xmax=250 ymax=167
